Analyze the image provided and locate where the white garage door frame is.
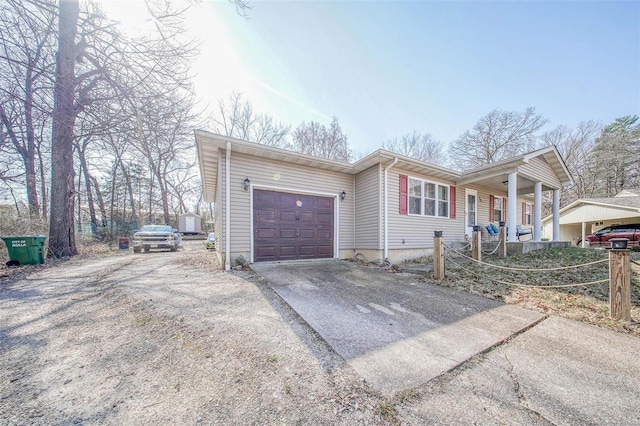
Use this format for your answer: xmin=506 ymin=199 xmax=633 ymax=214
xmin=249 ymin=183 xmax=340 ymax=264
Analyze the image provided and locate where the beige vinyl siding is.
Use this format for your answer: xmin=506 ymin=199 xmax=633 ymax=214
xmin=460 ymin=185 xmax=512 ymax=231
xmin=355 ymin=164 xmax=381 ymax=249
xmin=215 ymin=154 xmax=224 ymax=260
xmin=227 ymin=151 xmax=354 ymax=255
xmin=519 ymin=157 xmax=561 ymax=189
xmin=387 ymin=169 xmax=464 ymax=247
xmin=461 ymin=186 xmax=529 ymax=226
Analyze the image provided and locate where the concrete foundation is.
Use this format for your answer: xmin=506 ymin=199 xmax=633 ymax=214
xmin=506 ymin=240 xmax=571 ymax=256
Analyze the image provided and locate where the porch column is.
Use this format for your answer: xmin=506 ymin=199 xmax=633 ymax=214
xmin=581 ymin=221 xmax=587 ymax=248
xmin=533 ymin=182 xmax=542 ymax=242
xmin=507 ymin=172 xmax=517 ymax=243
xmin=552 ymin=189 xmax=560 ymax=241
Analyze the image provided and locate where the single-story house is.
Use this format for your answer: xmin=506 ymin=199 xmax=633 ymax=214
xmin=195 ymin=131 xmax=573 ymax=270
xmin=542 ymin=189 xmax=640 ymax=246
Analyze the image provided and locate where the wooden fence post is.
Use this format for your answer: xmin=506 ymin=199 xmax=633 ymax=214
xmin=609 ymin=247 xmax=631 ymax=321
xmin=499 ymin=222 xmax=507 ymax=258
xmin=472 ymin=228 xmax=481 ymax=262
xmin=433 ymin=231 xmax=444 ymax=280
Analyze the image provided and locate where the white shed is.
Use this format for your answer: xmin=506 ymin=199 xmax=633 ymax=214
xmin=178 ymin=212 xmax=202 ymax=235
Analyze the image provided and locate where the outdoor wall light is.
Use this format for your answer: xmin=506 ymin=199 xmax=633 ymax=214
xmin=610 ymin=238 xmax=629 ymax=250
xmin=472 ymin=225 xmax=480 ymax=232
xmin=499 ymin=221 xmax=505 ymax=227
xmin=434 ymin=230 xmax=443 ymax=237
xmin=340 ymin=191 xmax=346 ymax=201
xmin=243 ymin=177 xmax=250 ymax=191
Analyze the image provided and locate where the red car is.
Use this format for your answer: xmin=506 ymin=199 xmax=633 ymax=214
xmin=578 ymin=224 xmax=640 ymax=247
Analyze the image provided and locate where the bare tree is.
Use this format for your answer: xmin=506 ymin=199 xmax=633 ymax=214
xmin=0 ymin=0 xmax=57 ymax=216
xmin=383 ymin=131 xmax=445 ymax=165
xmin=541 ymin=121 xmax=601 ymax=205
xmin=291 ymin=117 xmax=350 ymax=162
xmin=211 ymin=92 xmax=289 ymax=147
xmin=48 ymin=0 xmax=80 ymax=257
xmin=448 ymin=107 xmax=548 ymax=170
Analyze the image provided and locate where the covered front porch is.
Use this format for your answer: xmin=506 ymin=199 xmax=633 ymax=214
xmin=457 ymin=146 xmax=573 ymax=245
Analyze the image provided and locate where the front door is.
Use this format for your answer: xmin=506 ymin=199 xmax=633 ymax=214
xmin=465 ymin=189 xmax=477 ymax=238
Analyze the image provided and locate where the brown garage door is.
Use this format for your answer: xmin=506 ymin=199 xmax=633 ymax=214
xmin=253 ymin=189 xmax=334 ymax=262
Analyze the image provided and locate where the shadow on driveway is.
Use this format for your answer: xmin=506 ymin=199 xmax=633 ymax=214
xmin=251 ymin=259 xmax=544 ymax=396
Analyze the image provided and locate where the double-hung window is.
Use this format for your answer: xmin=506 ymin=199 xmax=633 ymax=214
xmin=408 ymin=178 xmax=449 ymax=217
xmin=493 ymin=196 xmax=503 ymax=223
xmin=525 ymin=203 xmax=532 ymax=225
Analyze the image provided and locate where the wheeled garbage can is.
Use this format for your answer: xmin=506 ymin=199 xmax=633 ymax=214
xmin=1 ymin=235 xmax=47 ymax=266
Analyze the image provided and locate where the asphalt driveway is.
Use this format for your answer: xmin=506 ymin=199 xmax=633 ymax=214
xmin=251 ymin=260 xmax=544 ymax=395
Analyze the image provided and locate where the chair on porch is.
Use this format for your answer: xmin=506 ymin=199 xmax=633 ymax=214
xmin=516 ymin=225 xmax=532 ymax=241
xmin=485 ymin=224 xmax=500 ymax=241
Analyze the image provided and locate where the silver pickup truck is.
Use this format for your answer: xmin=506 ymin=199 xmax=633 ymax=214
xmin=132 ymin=225 xmax=181 ymax=253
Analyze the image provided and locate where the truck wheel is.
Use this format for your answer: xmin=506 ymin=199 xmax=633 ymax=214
xmin=144 ymin=245 xmax=150 ymax=252
xmin=171 ymin=246 xmax=177 ymax=252
xmin=133 ymin=247 xmax=141 ymax=253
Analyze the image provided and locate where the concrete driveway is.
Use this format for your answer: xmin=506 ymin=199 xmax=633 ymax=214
xmin=251 ymin=260 xmax=544 ymax=395
xmin=252 ymin=260 xmax=640 ymax=424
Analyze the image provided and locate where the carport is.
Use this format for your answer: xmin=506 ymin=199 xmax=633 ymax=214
xmin=542 ymin=194 xmax=640 ymax=246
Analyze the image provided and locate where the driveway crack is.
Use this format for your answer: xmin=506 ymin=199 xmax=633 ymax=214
xmin=504 ymin=353 xmax=556 ymax=425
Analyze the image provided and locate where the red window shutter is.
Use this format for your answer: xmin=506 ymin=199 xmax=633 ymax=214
xmin=489 ymin=195 xmax=494 ymax=222
xmin=522 ymin=202 xmax=526 ymax=224
xmin=503 ymin=197 xmax=507 ymax=220
xmin=449 ymin=186 xmax=456 ymax=219
xmin=531 ymin=204 xmax=534 ymax=223
xmin=399 ymin=174 xmax=408 ymax=215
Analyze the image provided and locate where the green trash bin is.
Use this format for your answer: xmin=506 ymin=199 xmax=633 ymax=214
xmin=1 ymin=235 xmax=47 ymax=266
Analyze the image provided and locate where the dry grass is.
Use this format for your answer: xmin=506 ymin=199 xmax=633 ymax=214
xmin=436 ymin=247 xmax=640 ymax=336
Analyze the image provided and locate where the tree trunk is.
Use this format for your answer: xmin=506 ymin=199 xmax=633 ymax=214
xmin=78 ymin=143 xmax=98 ymax=235
xmin=48 ymin=0 xmax=79 ymax=258
xmin=121 ymin=164 xmax=137 ymax=229
xmin=37 ymin=143 xmax=48 ymax=220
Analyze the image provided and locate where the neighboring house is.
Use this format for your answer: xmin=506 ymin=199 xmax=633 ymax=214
xmin=542 ymin=189 xmax=640 ymax=246
xmin=195 ymin=131 xmax=572 ymax=270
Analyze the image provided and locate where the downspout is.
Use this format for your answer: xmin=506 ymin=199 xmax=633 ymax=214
xmin=383 ymin=157 xmax=399 ymax=261
xmin=353 ymin=174 xmax=356 ymax=258
xmin=225 ymin=141 xmax=231 ymax=271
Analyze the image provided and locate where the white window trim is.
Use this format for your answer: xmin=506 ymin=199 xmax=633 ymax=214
xmin=493 ymin=195 xmax=504 ymax=223
xmin=408 ymin=176 xmax=450 ymax=218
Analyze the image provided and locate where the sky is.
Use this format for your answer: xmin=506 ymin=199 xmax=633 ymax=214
xmin=103 ymin=0 xmax=640 ymax=158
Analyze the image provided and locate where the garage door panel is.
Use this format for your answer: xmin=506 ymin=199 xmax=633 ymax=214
xmin=254 ymin=189 xmax=335 ymax=262
xmin=278 ymin=193 xmax=297 ymax=206
xmin=279 ymin=210 xmax=297 ymax=222
xmin=256 ymin=190 xmax=275 ymax=203
xmin=299 ymin=211 xmax=315 ymax=222
xmin=255 ymin=209 xmax=276 ymax=222
xmin=256 ymin=228 xmax=276 ymax=238
xmin=279 ymin=228 xmax=297 ymax=238
xmin=317 ymin=198 xmax=333 ymax=209
xmin=280 ymin=245 xmax=296 ymax=257
xmin=318 ymin=213 xmax=333 ymax=223
xmin=298 ymin=229 xmax=315 ymax=239
xmin=256 ymin=246 xmax=276 ymax=259
xmin=317 ymin=229 xmax=332 ymax=239
xmin=317 ymin=245 xmax=333 ymax=256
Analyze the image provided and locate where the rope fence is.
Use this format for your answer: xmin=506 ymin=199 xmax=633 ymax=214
xmin=444 ymin=243 xmax=609 ymax=272
xmin=481 ymin=240 xmax=502 ymax=256
xmin=432 ymin=230 xmax=633 ymax=320
xmin=443 ymin=252 xmax=610 ymax=289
